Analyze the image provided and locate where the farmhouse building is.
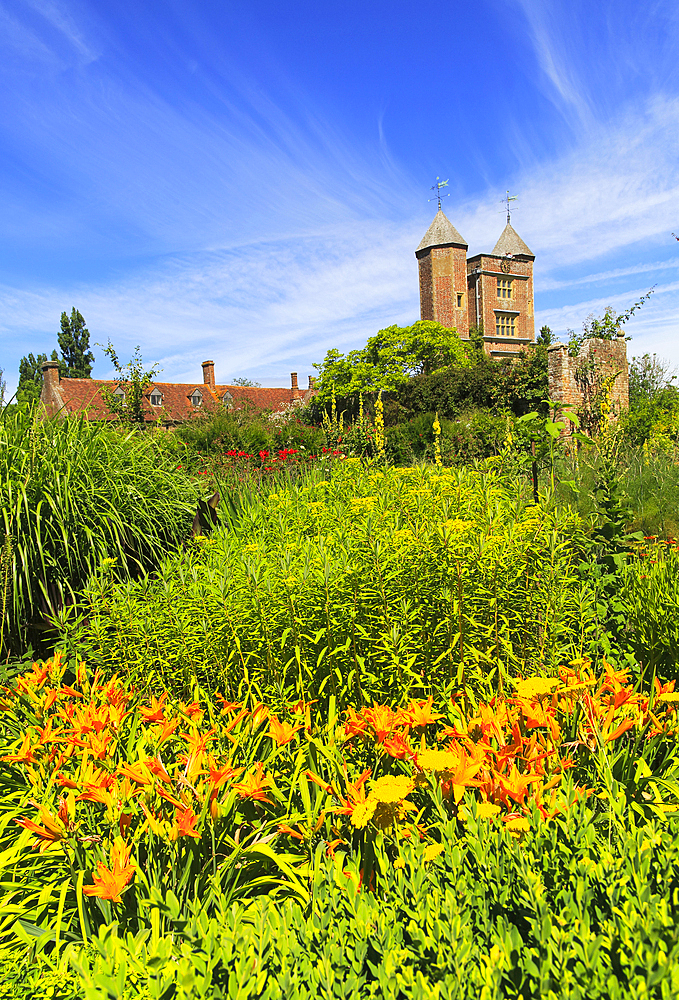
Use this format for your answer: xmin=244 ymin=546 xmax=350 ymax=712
xmin=416 ymin=209 xmax=535 ymax=360
xmin=40 ymin=359 xmax=315 ymax=422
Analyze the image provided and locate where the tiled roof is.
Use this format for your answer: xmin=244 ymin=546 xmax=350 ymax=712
xmin=416 ymin=209 xmax=468 ymax=253
xmin=51 ymin=379 xmax=308 ymax=422
xmin=492 ymin=223 xmax=534 ymax=258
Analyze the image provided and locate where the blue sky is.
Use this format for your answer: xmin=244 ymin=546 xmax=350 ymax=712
xmin=1 ymin=0 xmax=678 ymax=393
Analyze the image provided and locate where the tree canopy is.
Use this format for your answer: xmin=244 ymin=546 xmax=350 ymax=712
xmin=313 ymin=321 xmax=470 ymax=400
xmin=59 ymin=308 xmax=94 ymax=378
xmin=17 ymin=350 xmax=59 ymax=405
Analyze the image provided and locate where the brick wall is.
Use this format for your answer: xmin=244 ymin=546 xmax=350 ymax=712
xmin=548 ymin=336 xmax=629 ymax=426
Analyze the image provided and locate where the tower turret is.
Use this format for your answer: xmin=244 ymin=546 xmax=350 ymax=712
xmin=415 ymin=209 xmax=469 ymax=336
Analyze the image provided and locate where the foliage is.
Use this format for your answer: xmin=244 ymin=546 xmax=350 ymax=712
xmin=58 ymin=310 xmax=94 ymax=380
xmin=493 ymin=342 xmax=550 ymax=417
xmin=397 ymin=342 xmax=549 ymax=423
xmin=98 ymin=344 xmax=160 ymax=424
xmin=58 ymin=461 xmax=598 ymax=703
xmin=0 ymin=406 xmax=201 ymax=658
xmin=74 ymin=805 xmax=679 ymax=1000
xmin=174 ymin=408 xmax=326 ymax=464
xmin=623 ymin=539 xmax=679 ymax=682
xmin=17 ymin=352 xmax=57 ymax=406
xmin=231 ymin=377 xmax=262 ymax=387
xmin=0 ymin=368 xmax=5 ymax=408
xmin=398 ymin=357 xmax=498 ymax=419
xmin=313 ymin=322 xmax=470 ymax=401
xmin=386 ymin=409 xmax=510 ymax=465
xmin=567 ymin=290 xmax=655 ymax=357
xmin=624 ymin=354 xmax=679 ymax=447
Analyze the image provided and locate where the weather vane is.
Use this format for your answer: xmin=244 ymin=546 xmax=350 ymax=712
xmin=501 ymin=190 xmax=518 ymax=224
xmin=429 ymin=177 xmax=450 ymax=210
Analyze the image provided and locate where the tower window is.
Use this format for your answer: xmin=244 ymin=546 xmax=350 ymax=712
xmin=496 ymin=314 xmax=516 ymax=337
xmin=497 ymin=278 xmax=513 ymax=299
xmin=456 ymin=293 xmax=463 ymax=308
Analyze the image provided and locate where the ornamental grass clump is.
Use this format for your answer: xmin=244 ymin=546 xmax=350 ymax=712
xmin=0 ymin=405 xmax=201 ymax=657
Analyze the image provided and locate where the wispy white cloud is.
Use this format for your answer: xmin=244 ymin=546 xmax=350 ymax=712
xmin=2 ymin=0 xmax=679 ymax=399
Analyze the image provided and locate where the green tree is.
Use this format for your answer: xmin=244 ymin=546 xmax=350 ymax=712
xmin=0 ymin=367 xmax=6 ymax=407
xmin=232 ymin=377 xmax=261 ymax=387
xmin=314 ymin=321 xmax=469 ymax=400
xmin=624 ymin=353 xmax=679 ymax=445
xmin=17 ymin=350 xmax=58 ymax=405
xmin=59 ymin=308 xmax=94 ymax=378
xmin=98 ymin=342 xmax=161 ymax=424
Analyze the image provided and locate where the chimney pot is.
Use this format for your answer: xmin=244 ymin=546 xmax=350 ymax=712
xmin=202 ymin=360 xmax=215 ymax=388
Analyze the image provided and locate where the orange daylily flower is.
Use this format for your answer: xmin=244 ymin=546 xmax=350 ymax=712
xmin=178 ymin=701 xmax=204 ymax=724
xmin=233 ymin=762 xmax=274 ymax=804
xmin=144 ymin=755 xmax=173 ymax=783
xmin=267 ymin=715 xmax=302 ymax=747
xmin=403 ymin=696 xmax=443 ymax=729
xmin=152 ymin=717 xmax=180 ymax=746
xmin=83 ymin=839 xmax=135 ymax=902
xmin=117 ymin=762 xmax=151 ymax=786
xmin=139 ymin=693 xmax=168 ymax=723
xmin=250 ymin=703 xmax=269 ymax=729
xmin=362 ymin=703 xmax=397 ymax=743
xmin=344 ymin=706 xmax=370 ymax=740
xmin=2 ymin=733 xmax=38 ymax=764
xmin=278 ymin=823 xmax=304 ymax=840
xmin=15 ymin=805 xmax=66 ymax=852
xmin=605 ymin=718 xmax=635 ymax=742
xmin=382 ymin=732 xmax=412 ymax=759
xmin=494 ymin=764 xmax=542 ymax=807
xmin=207 ymin=756 xmax=243 ymax=789
xmin=170 ymin=805 xmax=202 ymax=841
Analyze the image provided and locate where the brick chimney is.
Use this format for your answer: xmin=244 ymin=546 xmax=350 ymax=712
xmin=41 ymin=360 xmax=64 ymax=418
xmin=308 ymin=375 xmax=316 ymax=390
xmin=202 ymin=360 xmax=215 ymax=388
xmin=291 ymin=372 xmax=301 ymax=401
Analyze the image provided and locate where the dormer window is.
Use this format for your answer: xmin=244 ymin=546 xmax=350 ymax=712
xmin=113 ymin=385 xmax=125 ymax=402
xmin=191 ymin=389 xmax=203 ymax=408
xmin=149 ymin=391 xmax=162 ymax=406
xmin=223 ymin=391 xmax=233 ymax=409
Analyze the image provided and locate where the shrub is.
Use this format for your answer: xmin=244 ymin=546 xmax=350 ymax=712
xmin=57 ymin=461 xmax=596 ymax=702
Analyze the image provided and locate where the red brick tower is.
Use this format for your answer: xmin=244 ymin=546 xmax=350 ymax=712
xmin=415 ymin=209 xmax=470 ymax=337
xmin=466 ymin=222 xmax=535 ymax=358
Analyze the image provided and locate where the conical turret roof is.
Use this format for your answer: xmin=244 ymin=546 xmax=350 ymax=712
xmin=416 ymin=208 xmax=467 ymax=253
xmin=492 ymin=222 xmax=534 ymax=258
